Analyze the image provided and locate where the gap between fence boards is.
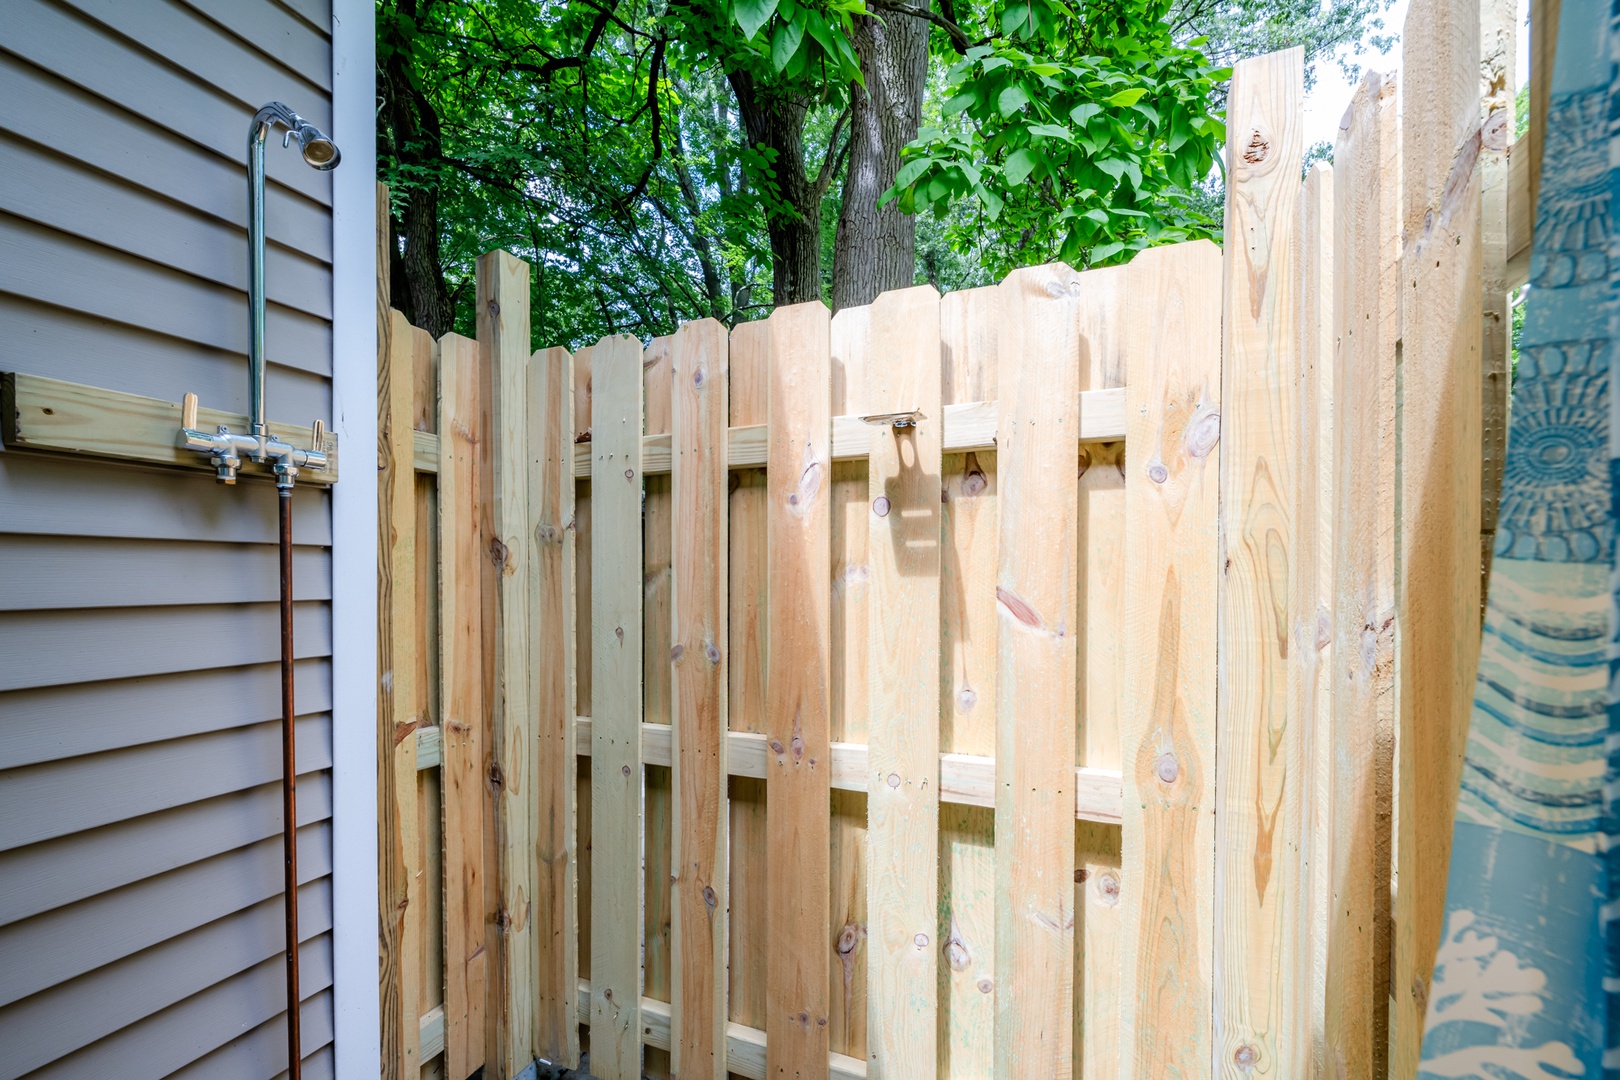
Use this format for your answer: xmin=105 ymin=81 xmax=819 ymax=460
xmin=410 ymin=387 xmax=1127 ymax=475
xmin=414 ymin=718 xmax=1123 ymax=824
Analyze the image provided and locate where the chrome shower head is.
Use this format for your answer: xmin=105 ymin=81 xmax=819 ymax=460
xmin=287 ymin=121 xmax=340 ymax=170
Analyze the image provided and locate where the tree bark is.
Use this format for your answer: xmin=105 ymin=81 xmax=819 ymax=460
xmin=832 ymin=9 xmax=928 ymax=310
xmin=380 ymin=0 xmax=454 ymax=337
xmin=727 ymin=72 xmax=826 ymax=306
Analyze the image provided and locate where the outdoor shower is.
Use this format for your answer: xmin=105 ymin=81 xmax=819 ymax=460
xmin=178 ymin=102 xmax=340 ymax=1080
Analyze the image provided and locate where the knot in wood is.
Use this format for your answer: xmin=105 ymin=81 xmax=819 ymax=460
xmin=769 ymin=739 xmax=786 ymax=756
xmin=1242 ymin=129 xmax=1269 ymax=164
xmin=1155 ymin=753 xmax=1179 ymax=785
xmin=692 ymin=366 xmax=706 ymax=388
xmin=1095 ymin=871 xmax=1121 ymax=907
xmin=1185 ymin=410 xmax=1220 ymax=458
xmin=621 ymin=764 xmax=631 ymax=777
xmin=1148 ymin=463 xmax=1169 ymax=485
xmin=887 ymin=773 xmax=901 ymax=788
xmin=913 ymin=933 xmax=929 ymax=948
xmin=1074 ymin=867 xmax=1089 ymax=884
xmin=1234 ymin=1044 xmax=1258 ymax=1071
xmin=624 ymin=468 xmax=635 ymax=481
xmin=703 ymin=885 xmax=718 ymax=910
xmin=670 ymin=643 xmax=685 ymax=662
xmin=836 ymin=923 xmax=861 ymax=956
xmin=872 ymin=495 xmax=891 ymax=517
xmin=976 ymin=977 xmax=994 ymax=994
xmin=706 ymin=642 xmax=721 ymax=664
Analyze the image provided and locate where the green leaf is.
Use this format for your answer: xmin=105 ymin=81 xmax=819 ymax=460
xmin=894 ymin=157 xmax=932 ymax=188
xmin=1130 ymin=102 xmax=1160 ymax=126
xmin=1069 ymin=102 xmax=1101 ymax=126
xmin=1095 ymin=157 xmax=1126 ymax=181
xmin=1027 ymin=123 xmax=1073 ymax=142
xmin=1083 ymin=207 xmax=1111 ymax=225
xmin=1028 ymin=63 xmax=1061 ymax=76
xmin=1003 ymin=146 xmax=1041 ymax=186
xmin=1091 ymin=240 xmax=1126 ymax=263
xmin=804 ymin=10 xmax=838 ymax=57
xmin=974 ymin=184 xmax=1004 ymax=221
xmin=998 ymin=85 xmax=1030 ymax=117
xmin=770 ymin=17 xmax=804 ymax=70
xmin=733 ymin=0 xmax=779 ymax=40
xmin=944 ymin=90 xmax=978 ymax=115
xmin=1103 ymin=87 xmax=1147 ymax=107
xmin=1000 ymin=4 xmax=1030 ymax=35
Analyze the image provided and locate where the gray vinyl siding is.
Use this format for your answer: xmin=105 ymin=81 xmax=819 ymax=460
xmin=0 ymin=0 xmax=339 ymax=1075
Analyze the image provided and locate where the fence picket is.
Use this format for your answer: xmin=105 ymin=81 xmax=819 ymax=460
xmin=669 ymin=318 xmax=731 ymax=1079
xmin=644 ymin=336 xmax=676 ymax=1080
xmin=1118 ymin=241 xmax=1223 ymax=1074
xmin=589 ymin=334 xmax=649 ymax=1080
xmin=829 ymin=304 xmax=871 ymax=1065
xmin=440 ymin=331 xmax=490 ymax=1077
xmin=573 ymin=344 xmax=595 ymax=1050
xmin=993 ymin=264 xmax=1082 ymax=1080
xmin=477 ymin=249 xmax=536 ymax=1074
xmin=1393 ymin=0 xmax=1484 ymax=1069
xmin=1325 ymin=68 xmax=1399 ymax=1079
xmin=529 ymin=342 xmax=579 ymax=1068
xmin=726 ymin=321 xmax=771 ymax=1080
xmin=1216 ymin=48 xmax=1308 ymax=1077
xmin=764 ymin=301 xmax=834 ymax=1079
xmin=937 ymin=286 xmax=999 ymax=1079
xmin=864 ymin=285 xmax=943 ymax=1079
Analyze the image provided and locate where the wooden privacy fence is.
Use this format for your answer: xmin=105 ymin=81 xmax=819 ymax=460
xmin=380 ymin=8 xmax=1518 ymax=1076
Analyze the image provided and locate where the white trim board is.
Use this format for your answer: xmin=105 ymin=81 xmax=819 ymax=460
xmin=329 ymin=0 xmax=380 ymax=1075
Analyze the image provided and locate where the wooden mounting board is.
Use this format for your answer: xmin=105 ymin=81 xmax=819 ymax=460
xmin=2 ymin=371 xmax=339 ymax=484
xmin=567 ymin=720 xmax=1122 ymax=825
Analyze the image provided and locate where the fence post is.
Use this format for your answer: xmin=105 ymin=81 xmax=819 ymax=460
xmin=1118 ymin=240 xmax=1223 ymax=1076
xmin=1392 ymin=0 xmax=1484 ymax=1071
xmin=1215 ymin=45 xmax=1311 ymax=1077
xmin=477 ymin=249 xmax=536 ymax=1077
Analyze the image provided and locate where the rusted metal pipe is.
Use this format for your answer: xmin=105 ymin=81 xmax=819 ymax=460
xmin=279 ymin=486 xmax=301 ymax=1079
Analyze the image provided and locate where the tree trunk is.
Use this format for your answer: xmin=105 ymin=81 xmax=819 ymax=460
xmin=832 ymin=9 xmax=928 ymax=311
xmin=380 ymin=0 xmax=454 ymax=337
xmin=727 ymin=72 xmax=825 ymax=306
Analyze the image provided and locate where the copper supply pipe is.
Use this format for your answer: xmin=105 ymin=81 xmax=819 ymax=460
xmin=279 ymin=486 xmax=301 ymax=1079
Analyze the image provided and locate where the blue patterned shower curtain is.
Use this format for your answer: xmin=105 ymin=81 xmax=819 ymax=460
xmin=1417 ymin=1 xmax=1618 ymax=1076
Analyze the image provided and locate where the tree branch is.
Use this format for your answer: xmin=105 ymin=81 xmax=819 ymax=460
xmin=813 ymin=106 xmax=852 ymax=198
xmin=865 ymin=0 xmax=975 ymax=53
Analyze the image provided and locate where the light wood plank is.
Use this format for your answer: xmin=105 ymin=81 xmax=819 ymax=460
xmin=529 ymin=341 xmax=580 ymax=1068
xmin=569 ymin=390 xmax=1126 ymax=478
xmin=864 ymin=286 xmax=942 ymax=1079
xmin=829 ymin=304 xmax=870 ymax=1065
xmin=589 ymin=333 xmax=647 ymax=1080
xmin=937 ymin=285 xmax=999 ymax=1080
xmin=993 ymin=264 xmax=1081 ymax=1080
xmin=1070 ymin=263 xmax=1128 ymax=1079
xmin=1325 ymin=67 xmax=1399 ymax=1080
xmin=726 ymin=322 xmax=770 ymax=1080
xmin=1393 ymin=0 xmax=1484 ymax=1071
xmin=1121 ymin=236 xmax=1218 ymax=1075
xmin=380 ymin=308 xmax=424 ymax=1080
xmin=1215 ymin=49 xmax=1310 ymax=1079
xmin=476 ymin=249 xmax=536 ymax=1075
xmin=644 ymin=336 xmax=676 ymax=1080
xmin=670 ymin=318 xmax=731 ymax=1080
xmin=0 ymin=371 xmax=340 ymax=484
xmin=573 ymin=346 xmax=594 ymax=1028
xmin=570 ymin=719 xmax=1121 ymax=823
xmin=764 ymin=301 xmax=834 ymax=1078
xmin=440 ymin=332 xmax=490 ymax=1078
xmin=1296 ymin=163 xmax=1336 ymax=1075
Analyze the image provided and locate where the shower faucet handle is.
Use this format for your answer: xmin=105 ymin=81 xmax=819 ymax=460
xmin=181 ymin=392 xmax=199 ymax=431
xmin=311 ymin=419 xmax=325 ymax=450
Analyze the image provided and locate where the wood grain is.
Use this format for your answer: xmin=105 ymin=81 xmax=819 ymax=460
xmin=1393 ymin=0 xmax=1484 ymax=1071
xmin=937 ymin=285 xmax=998 ymax=1080
xmin=1216 ymin=48 xmax=1308 ymax=1078
xmin=589 ymin=333 xmax=648 ymax=1080
xmin=829 ymin=304 xmax=870 ymax=1066
xmin=1479 ymin=0 xmax=1516 ymax=595
xmin=764 ymin=301 xmax=834 ymax=1079
xmin=993 ymin=264 xmax=1081 ymax=1080
xmin=670 ymin=318 xmax=731 ymax=1080
xmin=380 ymin=306 xmax=422 ymax=1080
xmin=477 ymin=251 xmax=537 ymax=1076
xmin=644 ymin=336 xmax=676 ymax=1080
xmin=1324 ymin=68 xmax=1399 ymax=1080
xmin=864 ymin=286 xmax=942 ymax=1079
xmin=529 ymin=341 xmax=579 ymax=1069
xmin=440 ymin=331 xmax=490 ymax=1078
xmin=727 ymin=321 xmax=770 ymax=1080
